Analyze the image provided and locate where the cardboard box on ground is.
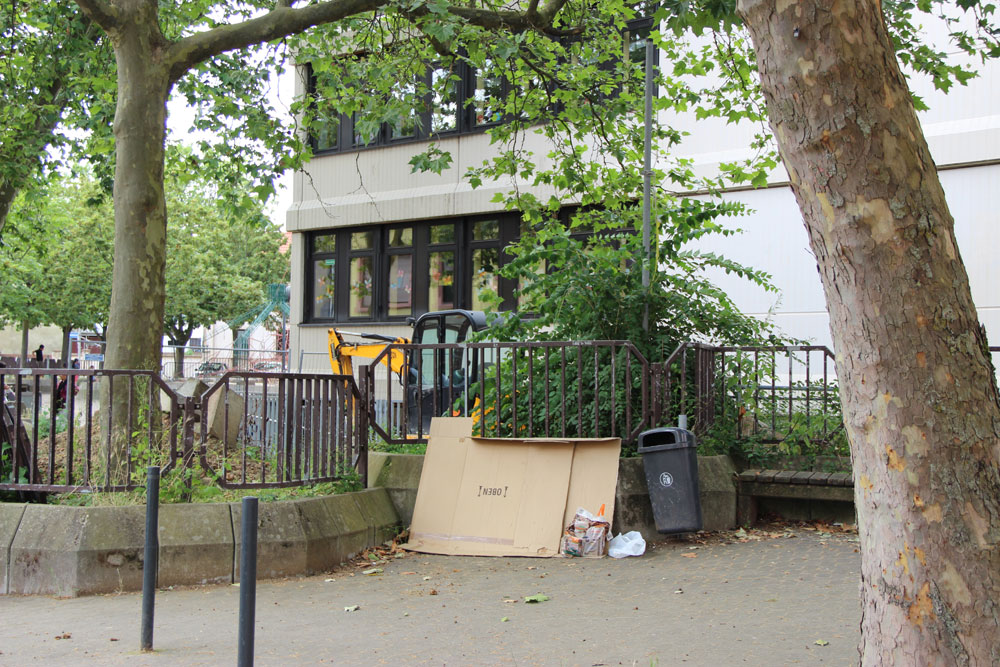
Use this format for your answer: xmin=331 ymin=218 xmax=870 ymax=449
xmin=404 ymin=418 xmax=621 ymax=557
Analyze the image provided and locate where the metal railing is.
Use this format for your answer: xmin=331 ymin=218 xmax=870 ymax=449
xmin=1 ymin=369 xmax=176 ymax=493
xmin=200 ymin=372 xmax=367 ymax=488
xmin=364 ymin=340 xmax=650 ymax=445
xmin=1 ymin=368 xmax=367 ymax=494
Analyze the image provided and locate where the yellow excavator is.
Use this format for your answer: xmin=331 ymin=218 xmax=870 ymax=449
xmin=328 ymin=309 xmax=490 ymax=432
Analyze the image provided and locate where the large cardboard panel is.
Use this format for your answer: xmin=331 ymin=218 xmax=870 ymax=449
xmin=406 ymin=418 xmax=621 ymax=557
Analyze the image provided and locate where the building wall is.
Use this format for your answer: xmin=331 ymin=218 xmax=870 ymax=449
xmin=287 ymin=48 xmax=1000 ymax=363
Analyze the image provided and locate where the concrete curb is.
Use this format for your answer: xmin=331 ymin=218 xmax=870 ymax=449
xmin=158 ymin=502 xmax=234 ymax=587
xmin=1 ymin=503 xmax=27 ymax=594
xmin=9 ymin=505 xmax=147 ymax=597
xmin=0 ymin=487 xmax=400 ymax=597
xmin=368 ymin=453 xmax=424 ymax=526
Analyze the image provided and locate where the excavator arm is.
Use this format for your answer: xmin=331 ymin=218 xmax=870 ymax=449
xmin=328 ymin=329 xmax=410 ymax=379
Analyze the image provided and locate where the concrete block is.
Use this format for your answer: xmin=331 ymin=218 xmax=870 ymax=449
xmin=368 ymin=453 xmax=424 ymax=526
xmin=614 ymin=458 xmax=659 ymax=540
xmin=320 ymin=493 xmax=373 ymax=563
xmin=206 ymin=386 xmax=244 ymax=446
xmin=614 ymin=455 xmax=738 ymax=539
xmin=9 ymin=505 xmax=146 ymax=596
xmin=178 ymin=379 xmax=209 ymax=400
xmin=697 ymin=455 xmax=738 ymax=532
xmin=231 ymin=499 xmax=308 ymax=582
xmin=158 ymin=503 xmax=234 ymax=587
xmin=352 ymin=488 xmax=401 ymax=546
xmin=1 ymin=503 xmax=27 ymax=594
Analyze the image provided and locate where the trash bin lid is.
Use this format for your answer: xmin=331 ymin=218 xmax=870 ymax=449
xmin=637 ymin=427 xmax=697 ymax=453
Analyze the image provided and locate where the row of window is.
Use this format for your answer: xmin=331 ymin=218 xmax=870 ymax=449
xmin=307 ymin=60 xmax=513 ymax=154
xmin=307 ymin=215 xmax=524 ymax=323
xmin=305 ymin=20 xmax=653 ymax=154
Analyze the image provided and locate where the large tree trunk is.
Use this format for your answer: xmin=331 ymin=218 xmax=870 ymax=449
xmin=100 ymin=4 xmax=171 ymax=479
xmin=104 ymin=6 xmax=169 ymax=374
xmin=738 ymin=0 xmax=1000 ymax=662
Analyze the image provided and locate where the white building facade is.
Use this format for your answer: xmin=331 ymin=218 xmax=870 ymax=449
xmin=285 ymin=43 xmax=999 ymax=370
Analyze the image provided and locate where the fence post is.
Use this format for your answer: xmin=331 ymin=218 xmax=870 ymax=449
xmin=238 ymin=496 xmax=258 ymax=667
xmin=358 ymin=370 xmax=370 ymax=487
xmin=140 ymin=466 xmax=160 ymax=652
xmin=181 ymin=396 xmax=197 ymax=502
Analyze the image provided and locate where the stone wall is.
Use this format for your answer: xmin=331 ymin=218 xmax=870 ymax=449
xmin=1 ymin=488 xmax=399 ymax=597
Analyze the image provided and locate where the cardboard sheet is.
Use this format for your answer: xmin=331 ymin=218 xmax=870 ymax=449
xmin=405 ymin=418 xmax=621 ymax=557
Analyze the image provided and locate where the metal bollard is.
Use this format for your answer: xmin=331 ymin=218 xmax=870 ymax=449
xmin=678 ymin=414 xmax=688 ymax=430
xmin=140 ymin=466 xmax=160 ymax=652
xmin=238 ymin=496 xmax=259 ymax=667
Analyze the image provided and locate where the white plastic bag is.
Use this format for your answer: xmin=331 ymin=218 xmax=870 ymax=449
xmin=607 ymin=531 xmax=646 ymax=558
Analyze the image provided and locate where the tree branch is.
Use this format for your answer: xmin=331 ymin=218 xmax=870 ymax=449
xmin=166 ymin=0 xmax=573 ymax=84
xmin=166 ymin=0 xmax=387 ymax=83
xmin=72 ymin=0 xmax=120 ymax=33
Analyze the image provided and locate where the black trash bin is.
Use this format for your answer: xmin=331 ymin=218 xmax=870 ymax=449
xmin=638 ymin=427 xmax=703 ymax=534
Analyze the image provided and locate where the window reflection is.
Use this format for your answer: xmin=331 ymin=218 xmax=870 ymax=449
xmin=472 ymin=247 xmax=499 ymax=310
xmin=472 ymin=219 xmax=499 ymax=241
xmin=474 ymin=62 xmax=504 ymax=126
xmin=313 ymin=259 xmax=336 ymax=318
xmin=349 ymin=256 xmax=373 ymax=317
xmin=429 ymin=251 xmax=455 ymax=311
xmin=388 ymin=254 xmax=413 ymax=316
xmin=351 ymin=231 xmax=374 ymax=250
xmin=430 ymin=224 xmax=455 ymax=244
xmin=388 ymin=227 xmax=413 ymax=247
xmin=431 ymin=67 xmax=458 ymax=133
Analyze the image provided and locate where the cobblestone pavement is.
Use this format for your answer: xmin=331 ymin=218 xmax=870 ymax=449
xmin=2 ymin=524 xmax=861 ymax=666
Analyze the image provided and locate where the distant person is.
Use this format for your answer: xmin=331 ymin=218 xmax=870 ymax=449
xmin=71 ymin=359 xmax=80 ymax=370
xmin=33 ymin=344 xmax=44 ymax=362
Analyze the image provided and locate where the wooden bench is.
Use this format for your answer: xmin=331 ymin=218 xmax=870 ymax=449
xmin=737 ymin=469 xmax=854 ymax=525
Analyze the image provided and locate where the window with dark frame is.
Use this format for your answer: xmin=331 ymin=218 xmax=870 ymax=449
xmin=306 ymin=58 xmax=508 ymax=155
xmin=304 ymin=215 xmax=521 ymax=323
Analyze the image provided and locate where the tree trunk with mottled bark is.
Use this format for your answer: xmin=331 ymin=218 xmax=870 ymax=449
xmin=738 ymin=0 xmax=1000 ymax=662
xmin=104 ymin=4 xmax=169 ymax=374
xmin=97 ymin=2 xmax=170 ymax=479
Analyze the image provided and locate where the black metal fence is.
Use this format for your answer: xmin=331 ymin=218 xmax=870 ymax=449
xmin=364 ymin=340 xmax=650 ymax=445
xmin=651 ymin=343 xmax=845 ymax=447
xmin=2 ymin=340 xmax=880 ymax=494
xmin=0 ymin=369 xmax=367 ymax=494
xmin=359 ymin=340 xmax=848 ymax=455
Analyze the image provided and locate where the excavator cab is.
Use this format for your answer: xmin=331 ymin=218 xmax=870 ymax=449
xmin=406 ymin=309 xmax=488 ymax=433
xmin=328 ymin=309 xmax=490 ymax=436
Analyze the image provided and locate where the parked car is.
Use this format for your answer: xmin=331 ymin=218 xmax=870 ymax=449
xmin=251 ymin=361 xmax=283 ymax=372
xmin=194 ymin=361 xmax=227 ymax=378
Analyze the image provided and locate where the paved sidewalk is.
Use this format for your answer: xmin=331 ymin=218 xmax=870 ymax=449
xmin=2 ymin=525 xmax=860 ymax=666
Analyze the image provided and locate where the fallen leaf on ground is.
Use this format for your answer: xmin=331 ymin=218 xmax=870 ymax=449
xmin=422 ymin=576 xmax=431 ymax=581
xmin=501 ymin=617 xmax=509 ymax=622
xmin=503 ymin=599 xmax=518 ymax=604
xmin=401 ymin=571 xmax=416 ymax=575
xmin=344 ymin=605 xmax=360 ymax=612
xmin=814 ymin=640 xmax=829 ymax=646
xmin=324 ymin=578 xmax=336 ymax=582
xmin=524 ymin=594 xmax=550 ymax=603
xmin=361 ymin=568 xmax=383 ymax=576
xmin=674 ymin=589 xmax=683 ymax=594
xmin=429 ymin=589 xmax=438 ymax=595
xmin=681 ymin=553 xmax=697 ymax=559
